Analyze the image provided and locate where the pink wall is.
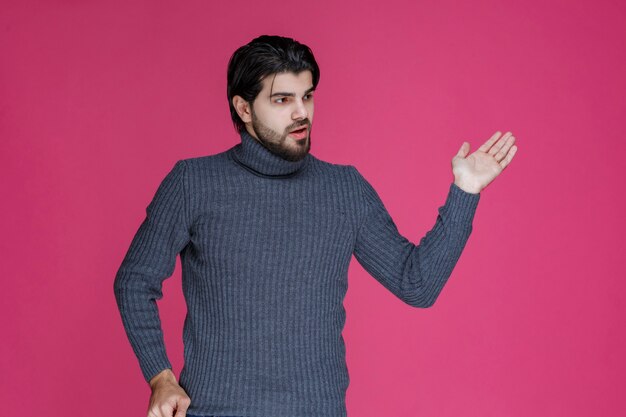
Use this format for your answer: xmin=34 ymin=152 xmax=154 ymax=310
xmin=1 ymin=0 xmax=624 ymax=416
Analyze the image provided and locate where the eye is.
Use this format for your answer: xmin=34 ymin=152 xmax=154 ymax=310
xmin=275 ymin=97 xmax=288 ymax=104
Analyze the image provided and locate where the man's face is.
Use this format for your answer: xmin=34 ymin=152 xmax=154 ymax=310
xmin=246 ymin=70 xmax=315 ymax=162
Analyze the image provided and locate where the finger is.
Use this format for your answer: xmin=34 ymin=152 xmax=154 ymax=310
xmin=488 ymin=131 xmax=513 ymax=157
xmin=494 ymin=135 xmax=516 ymax=162
xmin=499 ymin=145 xmax=518 ymax=169
xmin=456 ymin=141 xmax=469 ymax=158
xmin=478 ymin=131 xmax=503 ymax=153
xmin=174 ymin=398 xmax=191 ymax=417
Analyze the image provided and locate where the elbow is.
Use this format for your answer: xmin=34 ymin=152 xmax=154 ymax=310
xmin=398 ymin=274 xmax=439 ymax=308
xmin=422 ymin=297 xmax=437 ymax=308
xmin=113 ymin=267 xmax=137 ymax=305
xmin=113 ymin=266 xmax=166 ymax=303
xmin=411 ymin=299 xmax=436 ymax=309
xmin=401 ymin=290 xmax=437 ymax=308
xmin=113 ymin=270 xmax=127 ymax=305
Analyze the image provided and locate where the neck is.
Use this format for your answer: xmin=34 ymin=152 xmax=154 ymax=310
xmin=230 ymin=129 xmax=310 ymax=178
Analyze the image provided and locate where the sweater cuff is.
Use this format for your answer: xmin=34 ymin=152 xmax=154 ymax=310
xmin=141 ymin=355 xmax=173 ymax=384
xmin=444 ymin=182 xmax=481 ymax=227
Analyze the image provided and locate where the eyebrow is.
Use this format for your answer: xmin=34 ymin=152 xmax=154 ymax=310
xmin=269 ymin=86 xmax=316 ymax=98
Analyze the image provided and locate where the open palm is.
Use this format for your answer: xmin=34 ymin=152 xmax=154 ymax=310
xmin=452 ymin=131 xmax=518 ymax=194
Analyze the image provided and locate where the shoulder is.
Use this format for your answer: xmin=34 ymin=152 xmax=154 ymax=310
xmin=177 ymin=148 xmax=233 ymax=176
xmin=314 ymin=155 xmax=372 ymax=189
xmin=181 ymin=149 xmax=230 ymax=168
xmin=306 ymin=155 xmax=375 ymax=203
xmin=307 ymin=153 xmax=359 ymax=178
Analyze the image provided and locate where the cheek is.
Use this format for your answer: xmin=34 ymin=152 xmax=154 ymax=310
xmin=254 ymin=108 xmax=283 ymax=127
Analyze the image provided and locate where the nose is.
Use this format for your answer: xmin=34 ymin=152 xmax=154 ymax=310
xmin=292 ymin=98 xmax=308 ymax=120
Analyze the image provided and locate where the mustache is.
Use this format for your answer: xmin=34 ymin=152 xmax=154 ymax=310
xmin=289 ymin=121 xmax=311 ymax=131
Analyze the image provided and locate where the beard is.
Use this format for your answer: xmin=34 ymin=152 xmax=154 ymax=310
xmin=250 ymin=106 xmax=311 ymax=162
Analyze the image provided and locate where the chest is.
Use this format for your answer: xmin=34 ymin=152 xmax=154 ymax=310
xmin=188 ymin=182 xmax=357 ymax=268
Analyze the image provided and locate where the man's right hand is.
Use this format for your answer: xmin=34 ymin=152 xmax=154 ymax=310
xmin=147 ymin=368 xmax=191 ymax=417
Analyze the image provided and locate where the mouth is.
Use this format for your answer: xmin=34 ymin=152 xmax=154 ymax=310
xmin=289 ymin=125 xmax=309 ymax=134
xmin=288 ymin=125 xmax=309 ymax=140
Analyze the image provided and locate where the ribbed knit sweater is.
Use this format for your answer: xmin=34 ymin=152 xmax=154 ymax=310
xmin=113 ymin=129 xmax=481 ymax=417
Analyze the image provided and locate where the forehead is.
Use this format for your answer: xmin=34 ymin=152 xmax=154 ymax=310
xmin=260 ymin=70 xmax=313 ymax=94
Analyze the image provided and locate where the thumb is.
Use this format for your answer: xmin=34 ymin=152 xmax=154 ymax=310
xmin=456 ymin=141 xmax=470 ymax=158
xmin=173 ymin=407 xmax=187 ymax=417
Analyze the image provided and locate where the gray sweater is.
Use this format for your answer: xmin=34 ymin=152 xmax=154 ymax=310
xmin=113 ymin=129 xmax=481 ymax=417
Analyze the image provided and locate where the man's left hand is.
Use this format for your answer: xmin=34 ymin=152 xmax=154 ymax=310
xmin=451 ymin=131 xmax=518 ymax=194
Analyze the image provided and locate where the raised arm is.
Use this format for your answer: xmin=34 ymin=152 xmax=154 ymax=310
xmin=351 ymin=167 xmax=480 ymax=308
xmin=351 ymin=130 xmax=517 ymax=307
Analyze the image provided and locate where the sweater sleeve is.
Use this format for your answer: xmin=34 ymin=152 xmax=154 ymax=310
xmin=351 ymin=166 xmax=480 ymax=308
xmin=113 ymin=160 xmax=191 ymax=383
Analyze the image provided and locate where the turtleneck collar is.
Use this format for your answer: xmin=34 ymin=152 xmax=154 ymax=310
xmin=230 ymin=129 xmax=310 ymax=178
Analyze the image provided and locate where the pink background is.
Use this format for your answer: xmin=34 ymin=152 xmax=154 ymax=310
xmin=1 ymin=0 xmax=624 ymax=416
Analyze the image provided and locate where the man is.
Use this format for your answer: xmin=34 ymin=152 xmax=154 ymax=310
xmin=114 ymin=35 xmax=517 ymax=417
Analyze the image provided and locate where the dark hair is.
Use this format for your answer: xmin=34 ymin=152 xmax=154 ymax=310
xmin=227 ymin=35 xmax=320 ymax=134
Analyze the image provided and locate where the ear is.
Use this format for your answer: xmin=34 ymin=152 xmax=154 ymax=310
xmin=233 ymin=95 xmax=252 ymax=124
